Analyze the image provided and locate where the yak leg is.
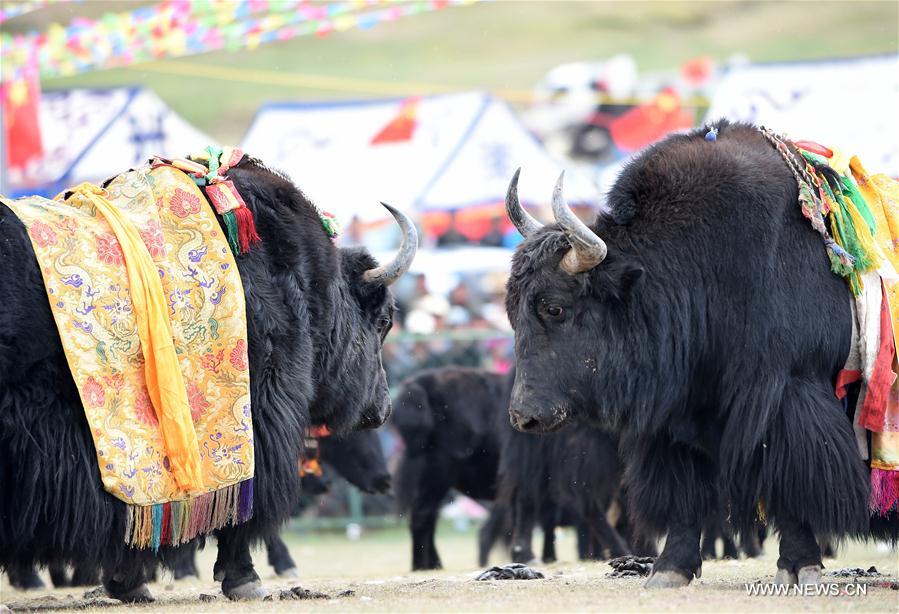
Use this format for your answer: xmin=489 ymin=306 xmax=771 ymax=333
xmin=586 ymin=507 xmax=631 ymax=559
xmin=215 ymin=528 xmax=267 ymax=601
xmin=160 ymin=542 xmax=199 ymax=580
xmin=265 ymin=533 xmax=299 ymax=578
xmin=740 ymin=524 xmax=763 ymax=558
xmin=615 ymin=496 xmax=658 ymax=557
xmin=410 ymin=469 xmax=453 ymax=571
xmin=575 ymin=523 xmax=594 ymax=560
xmin=509 ymin=496 xmax=538 ymax=564
xmin=540 ymin=504 xmax=558 ymax=564
xmin=775 ymin=519 xmax=822 ymax=586
xmin=7 ymin=563 xmax=45 ymax=590
xmin=478 ymin=505 xmax=509 ymax=567
xmin=102 ymin=556 xmax=153 ymax=603
xmin=644 ymin=521 xmax=703 ymax=588
xmin=630 ymin=437 xmax=713 ymax=588
xmin=70 ymin=564 xmax=101 ymax=586
xmin=700 ymin=521 xmax=719 ymax=560
xmin=48 ymin=563 xmax=71 ymax=588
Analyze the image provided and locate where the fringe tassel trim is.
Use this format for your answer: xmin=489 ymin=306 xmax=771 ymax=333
xmin=869 ymin=467 xmax=899 ymax=516
xmin=124 ymin=478 xmax=254 ymax=550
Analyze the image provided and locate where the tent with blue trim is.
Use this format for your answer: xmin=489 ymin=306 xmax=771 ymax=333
xmin=240 ymin=92 xmax=601 ymax=235
xmin=3 ymin=87 xmax=212 ymax=198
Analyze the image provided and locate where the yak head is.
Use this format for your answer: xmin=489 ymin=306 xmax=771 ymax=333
xmin=228 ymin=160 xmax=417 ymax=436
xmin=320 ymin=429 xmax=391 ymax=494
xmin=504 ymin=169 xmax=643 ymax=433
xmin=317 ymin=204 xmax=418 ymax=433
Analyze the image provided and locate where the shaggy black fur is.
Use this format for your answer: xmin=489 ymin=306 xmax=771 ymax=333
xmin=505 ymin=121 xmax=896 ymax=582
xmin=0 ymin=158 xmax=402 ymax=600
xmin=392 ymin=366 xmax=643 ymax=571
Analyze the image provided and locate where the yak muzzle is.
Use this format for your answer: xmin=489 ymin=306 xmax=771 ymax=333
xmin=509 ymin=405 xmax=569 ymax=433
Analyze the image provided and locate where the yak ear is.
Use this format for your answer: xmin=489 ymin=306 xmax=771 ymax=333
xmin=594 ymin=258 xmax=644 ymax=301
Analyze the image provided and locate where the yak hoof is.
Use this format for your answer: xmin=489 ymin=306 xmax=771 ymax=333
xmin=224 ymin=580 xmax=269 ymax=601
xmin=797 ymin=565 xmax=822 ymax=585
xmin=111 ymin=583 xmax=155 ymax=603
xmin=773 ymin=568 xmax=798 ymax=586
xmin=644 ymin=570 xmax=691 ymax=589
xmin=277 ymin=567 xmax=300 ymax=579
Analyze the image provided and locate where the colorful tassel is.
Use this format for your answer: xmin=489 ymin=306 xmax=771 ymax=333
xmin=124 ymin=478 xmax=254 ymax=549
xmin=234 ymin=206 xmax=260 ymax=254
xmin=222 ymin=210 xmax=240 ymax=255
xmin=869 ymin=467 xmax=899 ymax=516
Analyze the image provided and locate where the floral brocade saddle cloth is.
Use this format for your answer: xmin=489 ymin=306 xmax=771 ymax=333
xmin=0 ymin=163 xmax=254 ymax=549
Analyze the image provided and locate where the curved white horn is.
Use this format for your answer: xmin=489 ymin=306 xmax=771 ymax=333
xmin=551 ymin=172 xmax=607 ymax=274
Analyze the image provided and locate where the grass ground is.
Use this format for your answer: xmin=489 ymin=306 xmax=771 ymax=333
xmin=1 ymin=523 xmax=897 ymax=612
xmin=5 ymin=1 xmax=896 ymax=143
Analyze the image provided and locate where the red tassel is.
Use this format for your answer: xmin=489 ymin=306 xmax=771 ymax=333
xmin=234 ymin=206 xmax=260 ymax=254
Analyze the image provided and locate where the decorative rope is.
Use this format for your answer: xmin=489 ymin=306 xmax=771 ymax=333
xmin=759 ymin=126 xmax=855 ymax=276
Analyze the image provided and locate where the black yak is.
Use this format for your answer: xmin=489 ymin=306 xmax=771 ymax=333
xmin=503 ymin=121 xmax=897 ymax=588
xmin=262 ymin=428 xmax=393 ymax=578
xmin=392 ymin=366 xmax=637 ymax=570
xmin=0 ymin=156 xmax=417 ymax=602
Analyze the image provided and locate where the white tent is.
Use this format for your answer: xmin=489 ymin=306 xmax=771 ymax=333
xmin=705 ymin=54 xmax=899 ymax=176
xmin=241 ymin=92 xmax=601 ymax=223
xmin=4 ymin=87 xmax=213 ymax=197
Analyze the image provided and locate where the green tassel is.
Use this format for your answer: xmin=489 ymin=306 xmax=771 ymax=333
xmin=841 ymin=174 xmax=877 ymax=234
xmin=223 ymin=210 xmax=240 ymax=255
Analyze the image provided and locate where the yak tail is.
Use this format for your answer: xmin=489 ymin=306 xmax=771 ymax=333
xmin=391 ymin=380 xmax=435 ymax=514
xmin=728 ymin=378 xmax=871 ymax=540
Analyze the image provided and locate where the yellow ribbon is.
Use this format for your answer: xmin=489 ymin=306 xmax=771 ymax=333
xmin=65 ymin=183 xmax=204 ymax=492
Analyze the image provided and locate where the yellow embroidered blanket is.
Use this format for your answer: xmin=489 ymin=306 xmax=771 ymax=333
xmin=0 ymin=165 xmax=254 ymax=548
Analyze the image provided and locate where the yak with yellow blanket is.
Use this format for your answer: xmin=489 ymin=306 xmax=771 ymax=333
xmin=0 ymin=153 xmax=417 ymax=602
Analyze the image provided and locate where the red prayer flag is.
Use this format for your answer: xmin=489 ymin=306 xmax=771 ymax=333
xmin=2 ymin=50 xmax=43 ymax=170
xmin=371 ymin=96 xmax=420 ymax=145
xmin=609 ymin=87 xmax=693 ymax=153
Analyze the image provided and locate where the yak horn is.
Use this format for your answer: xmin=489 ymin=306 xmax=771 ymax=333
xmin=364 ymin=202 xmax=418 ymax=286
xmin=505 ymin=168 xmax=543 ymax=237
xmin=551 ymin=171 xmax=607 ymax=274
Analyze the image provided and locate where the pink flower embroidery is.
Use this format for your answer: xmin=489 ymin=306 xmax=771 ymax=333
xmin=83 ymin=376 xmax=106 ymax=408
xmin=169 ymin=188 xmax=201 ymax=218
xmin=97 ymin=233 xmax=123 ymax=265
xmin=102 ymin=373 xmax=125 ymax=392
xmin=201 ymin=349 xmax=224 ymax=374
xmin=187 ymin=381 xmax=210 ymax=421
xmin=31 ymin=220 xmax=57 ymax=248
xmin=139 ymin=220 xmax=165 ymax=258
xmin=229 ymin=339 xmax=248 ymax=371
xmin=134 ymin=388 xmax=158 ymax=426
xmin=55 ymin=218 xmax=79 ymax=236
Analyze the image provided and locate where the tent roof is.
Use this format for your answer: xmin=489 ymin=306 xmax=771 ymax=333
xmin=5 ymin=87 xmax=212 ymax=197
xmin=241 ymin=92 xmax=601 ymax=223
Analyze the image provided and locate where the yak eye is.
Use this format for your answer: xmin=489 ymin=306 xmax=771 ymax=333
xmin=546 ymin=305 xmax=563 ymax=318
xmin=377 ymin=316 xmax=392 ymax=333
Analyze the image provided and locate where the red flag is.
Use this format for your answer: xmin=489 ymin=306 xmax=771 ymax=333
xmin=609 ymin=88 xmax=693 ymax=153
xmin=371 ymin=96 xmax=420 ymax=145
xmin=2 ymin=50 xmax=43 ymax=170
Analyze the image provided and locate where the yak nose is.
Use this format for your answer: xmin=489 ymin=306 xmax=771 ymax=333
xmin=509 ymin=408 xmax=543 ymax=432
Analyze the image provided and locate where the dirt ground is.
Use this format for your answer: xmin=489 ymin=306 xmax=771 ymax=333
xmin=1 ymin=524 xmax=896 ymax=613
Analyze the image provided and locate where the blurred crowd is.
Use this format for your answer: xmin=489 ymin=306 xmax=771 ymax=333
xmin=384 ymin=269 xmax=514 ymax=387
